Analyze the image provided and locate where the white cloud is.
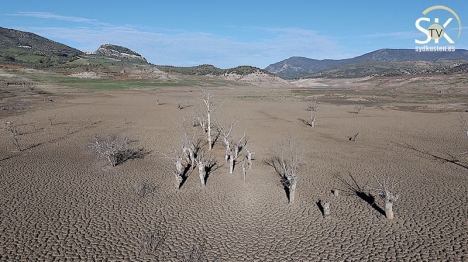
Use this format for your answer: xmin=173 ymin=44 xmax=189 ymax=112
xmin=10 ymin=12 xmax=98 ymax=23
xmin=12 ymin=12 xmax=344 ymax=68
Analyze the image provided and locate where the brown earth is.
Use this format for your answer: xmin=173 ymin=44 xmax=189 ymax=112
xmin=1 ymin=79 xmax=468 ymax=261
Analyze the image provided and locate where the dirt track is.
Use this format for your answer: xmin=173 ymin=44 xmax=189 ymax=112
xmin=1 ymin=86 xmax=467 ymax=261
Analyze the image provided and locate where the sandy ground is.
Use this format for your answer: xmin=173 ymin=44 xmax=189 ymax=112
xmin=1 ymin=85 xmax=467 ymax=261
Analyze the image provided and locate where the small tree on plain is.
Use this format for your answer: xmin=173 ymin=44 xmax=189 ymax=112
xmin=198 ymin=88 xmax=223 ymax=150
xmin=246 ymin=148 xmax=255 ymax=169
xmin=217 ymin=117 xmax=238 ymax=162
xmin=4 ymin=121 xmax=21 ymax=151
xmin=373 ymin=175 xmax=400 ymax=220
xmin=194 ymin=152 xmax=214 ymax=188
xmin=242 ymin=162 xmax=246 ymax=181
xmin=270 ymin=138 xmax=302 ymax=203
xmin=307 ymin=98 xmax=318 ymax=127
xmin=159 ymin=147 xmax=185 ymax=189
xmin=181 ymin=119 xmax=200 ymax=168
xmin=193 ymin=105 xmax=207 ymax=133
xmin=354 ymin=104 xmax=364 ymax=114
xmin=48 ymin=115 xmax=56 ymax=126
xmin=89 ymin=135 xmax=131 ymax=167
xmin=233 ymin=129 xmax=246 ymax=159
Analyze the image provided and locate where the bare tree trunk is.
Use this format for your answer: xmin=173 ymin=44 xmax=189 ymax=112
xmin=207 ymin=111 xmax=212 ymax=150
xmin=242 ymin=163 xmax=246 ymax=182
xmin=229 ymin=155 xmax=234 ymax=174
xmin=310 ymin=111 xmax=316 ymax=127
xmin=176 ymin=157 xmax=183 ymax=175
xmin=198 ymin=164 xmax=206 ymax=187
xmin=323 ymin=202 xmax=331 ymax=218
xmin=385 ymin=201 xmax=394 ymax=220
xmin=225 ymin=145 xmax=230 ymax=162
xmin=189 ymin=148 xmax=195 ymax=167
xmin=246 ymin=149 xmax=254 ymax=169
xmin=174 ymin=173 xmax=183 ymax=189
xmin=289 ymin=182 xmax=297 ymax=203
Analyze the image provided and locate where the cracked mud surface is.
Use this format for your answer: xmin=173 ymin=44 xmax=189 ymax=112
xmin=1 ymin=87 xmax=467 ymax=261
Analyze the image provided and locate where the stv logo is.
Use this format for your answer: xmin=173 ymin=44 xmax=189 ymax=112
xmin=415 ymin=5 xmax=462 ymax=44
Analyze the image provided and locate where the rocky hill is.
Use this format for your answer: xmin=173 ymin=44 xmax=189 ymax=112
xmin=0 ymin=26 xmax=83 ymax=59
xmin=94 ymin=44 xmax=147 ymax=63
xmin=266 ymin=49 xmax=468 ymax=79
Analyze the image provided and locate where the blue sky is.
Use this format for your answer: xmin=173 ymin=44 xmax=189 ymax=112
xmin=1 ymin=0 xmax=467 ymax=68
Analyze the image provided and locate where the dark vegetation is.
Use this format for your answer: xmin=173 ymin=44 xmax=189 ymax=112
xmin=156 ymin=64 xmax=274 ymax=76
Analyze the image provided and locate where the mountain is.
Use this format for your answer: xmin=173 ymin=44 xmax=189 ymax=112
xmin=155 ymin=64 xmax=275 ymax=76
xmin=0 ymin=26 xmax=83 ymax=60
xmin=95 ymin=43 xmax=147 ymax=63
xmin=266 ymin=49 xmax=468 ymax=79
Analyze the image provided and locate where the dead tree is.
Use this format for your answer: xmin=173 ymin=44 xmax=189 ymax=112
xmin=233 ymin=129 xmax=246 ymax=159
xmin=217 ymin=117 xmax=238 ymax=162
xmin=349 ymin=133 xmax=359 ymax=142
xmin=159 ymin=148 xmax=185 ymax=189
xmin=307 ymin=98 xmax=318 ymax=127
xmin=89 ymin=135 xmax=130 ymax=167
xmin=4 ymin=121 xmax=21 ymax=151
xmin=198 ymin=88 xmax=223 ymax=150
xmin=229 ymin=148 xmax=235 ymax=174
xmin=270 ymin=138 xmax=302 ymax=203
xmin=322 ymin=201 xmax=331 ymax=218
xmin=354 ymin=104 xmax=364 ymax=114
xmin=48 ymin=115 xmax=56 ymax=126
xmin=246 ymin=149 xmax=255 ymax=169
xmin=373 ymin=175 xmax=400 ymax=220
xmin=176 ymin=98 xmax=182 ymax=110
xmin=242 ymin=162 xmax=246 ymax=181
xmin=181 ymin=118 xmax=200 ymax=168
xmin=194 ymin=152 xmax=214 ymax=187
xmin=193 ymin=105 xmax=208 ymax=133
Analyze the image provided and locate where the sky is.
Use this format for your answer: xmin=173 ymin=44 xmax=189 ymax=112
xmin=1 ymin=0 xmax=467 ymax=68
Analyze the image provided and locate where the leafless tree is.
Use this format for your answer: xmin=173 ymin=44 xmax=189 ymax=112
xmin=269 ymin=138 xmax=302 ymax=203
xmin=159 ymin=148 xmax=185 ymax=189
xmin=354 ymin=104 xmax=364 ymax=114
xmin=372 ymin=175 xmax=400 ymax=220
xmin=321 ymin=200 xmax=331 ymax=218
xmin=306 ymin=98 xmax=318 ymax=127
xmin=89 ymin=135 xmax=131 ymax=167
xmin=233 ymin=129 xmax=246 ymax=159
xmin=198 ymin=88 xmax=223 ymax=150
xmin=194 ymin=152 xmax=214 ymax=188
xmin=192 ymin=105 xmax=207 ymax=133
xmin=242 ymin=162 xmax=246 ymax=182
xmin=349 ymin=132 xmax=359 ymax=142
xmin=246 ymin=148 xmax=255 ymax=169
xmin=176 ymin=98 xmax=182 ymax=110
xmin=4 ymin=121 xmax=21 ymax=151
xmin=217 ymin=117 xmax=238 ymax=162
xmin=48 ymin=115 xmax=56 ymax=126
xmin=181 ymin=121 xmax=200 ymax=168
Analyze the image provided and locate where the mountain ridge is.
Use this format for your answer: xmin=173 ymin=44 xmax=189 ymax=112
xmin=265 ymin=49 xmax=468 ymax=79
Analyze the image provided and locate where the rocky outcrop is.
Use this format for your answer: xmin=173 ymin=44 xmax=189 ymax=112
xmin=95 ymin=44 xmax=147 ymax=62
